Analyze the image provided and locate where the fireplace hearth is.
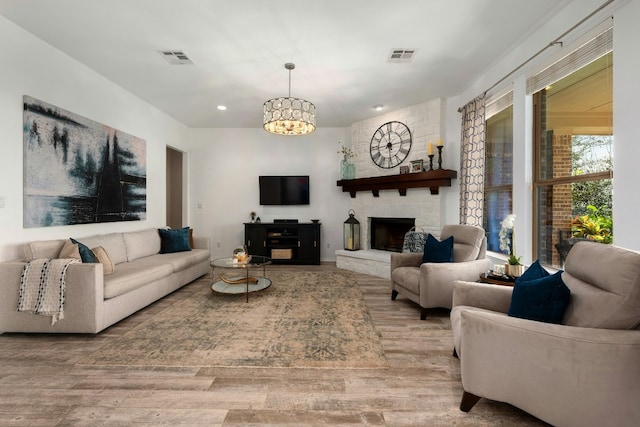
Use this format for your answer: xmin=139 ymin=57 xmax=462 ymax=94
xmin=370 ymin=217 xmax=415 ymax=252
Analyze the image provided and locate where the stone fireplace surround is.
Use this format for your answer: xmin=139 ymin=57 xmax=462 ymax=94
xmin=335 ymin=190 xmax=441 ymax=279
xmin=336 ymin=97 xmax=445 ymax=278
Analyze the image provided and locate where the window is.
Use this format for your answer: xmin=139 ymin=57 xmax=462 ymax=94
xmin=483 ymin=102 xmax=513 ymax=253
xmin=532 ymin=52 xmax=613 ymax=267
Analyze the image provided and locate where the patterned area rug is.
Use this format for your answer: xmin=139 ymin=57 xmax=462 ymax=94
xmin=80 ymin=271 xmax=388 ymax=369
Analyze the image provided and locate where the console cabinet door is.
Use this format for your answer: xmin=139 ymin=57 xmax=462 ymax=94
xmin=298 ymin=225 xmax=321 ymax=264
xmin=245 ymin=224 xmax=267 ymax=256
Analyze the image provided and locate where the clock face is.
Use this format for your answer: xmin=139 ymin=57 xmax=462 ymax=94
xmin=370 ymin=121 xmax=412 ymax=168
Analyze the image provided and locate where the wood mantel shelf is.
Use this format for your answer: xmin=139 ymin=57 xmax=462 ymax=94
xmin=337 ymin=169 xmax=457 ymax=198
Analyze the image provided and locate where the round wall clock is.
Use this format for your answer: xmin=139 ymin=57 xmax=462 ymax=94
xmin=369 ymin=121 xmax=412 ymax=169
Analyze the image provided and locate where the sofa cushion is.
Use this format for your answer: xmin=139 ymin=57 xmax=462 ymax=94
xmin=423 ymin=234 xmax=453 ymax=263
xmin=59 ymin=239 xmax=81 ymax=259
xmin=508 ymin=271 xmax=571 ymax=324
xmin=159 ymin=227 xmax=192 ymax=254
xmin=103 ymin=261 xmax=173 ymax=299
xmin=22 ymin=239 xmax=66 ymax=261
xmin=71 ymin=238 xmax=97 ymax=263
xmin=142 ymin=248 xmax=210 ymax=273
xmin=77 ymin=233 xmax=128 ymax=265
xmin=123 ymin=229 xmax=161 ymax=261
xmin=562 ymin=241 xmax=640 ymax=329
xmin=91 ymin=246 xmax=115 ymax=275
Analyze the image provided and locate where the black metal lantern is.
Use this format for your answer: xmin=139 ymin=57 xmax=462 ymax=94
xmin=343 ymin=209 xmax=360 ymax=251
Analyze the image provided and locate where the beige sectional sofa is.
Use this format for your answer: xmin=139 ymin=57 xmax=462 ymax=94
xmin=0 ymin=228 xmax=210 ymax=334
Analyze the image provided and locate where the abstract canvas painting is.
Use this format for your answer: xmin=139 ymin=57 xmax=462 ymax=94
xmin=23 ymin=95 xmax=147 ymax=228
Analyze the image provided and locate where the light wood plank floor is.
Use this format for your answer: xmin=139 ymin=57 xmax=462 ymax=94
xmin=0 ymin=264 xmax=549 ymax=426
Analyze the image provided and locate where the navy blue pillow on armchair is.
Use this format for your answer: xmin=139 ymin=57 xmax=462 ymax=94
xmin=515 ymin=259 xmax=550 ymax=283
xmin=508 ymin=270 xmax=571 ymax=324
xmin=422 ymin=234 xmax=454 ymax=263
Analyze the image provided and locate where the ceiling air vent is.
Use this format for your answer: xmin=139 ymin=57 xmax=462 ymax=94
xmin=158 ymin=50 xmax=194 ymax=65
xmin=387 ymin=48 xmax=417 ymax=63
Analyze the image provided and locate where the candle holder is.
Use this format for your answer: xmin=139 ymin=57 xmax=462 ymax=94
xmin=437 ymin=146 xmax=443 ymax=169
xmin=428 ymin=154 xmax=434 ymax=171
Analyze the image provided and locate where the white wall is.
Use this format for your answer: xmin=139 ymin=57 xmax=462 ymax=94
xmin=446 ymin=0 xmax=640 ymax=261
xmin=0 ymin=16 xmax=191 ymax=261
xmin=188 ymin=127 xmax=351 ymax=261
xmin=611 ymin=0 xmax=640 ymax=251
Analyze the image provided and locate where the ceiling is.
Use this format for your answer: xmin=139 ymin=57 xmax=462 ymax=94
xmin=0 ymin=0 xmax=573 ymax=129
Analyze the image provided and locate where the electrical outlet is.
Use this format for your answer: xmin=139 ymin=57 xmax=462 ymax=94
xmin=216 ymin=242 xmax=221 ymax=248
xmin=327 ymin=243 xmax=331 ymax=248
xmin=197 ymin=203 xmax=203 ymax=209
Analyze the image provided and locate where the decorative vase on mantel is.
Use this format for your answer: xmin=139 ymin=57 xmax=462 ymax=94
xmin=505 ymin=263 xmax=524 ymax=277
xmin=341 ymin=159 xmax=355 ymax=180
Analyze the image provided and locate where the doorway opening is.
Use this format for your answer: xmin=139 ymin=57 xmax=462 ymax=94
xmin=166 ymin=146 xmax=184 ymax=229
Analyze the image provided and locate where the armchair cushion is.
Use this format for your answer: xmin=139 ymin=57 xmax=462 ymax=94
xmin=422 ymin=234 xmax=453 ymax=263
xmin=441 ymin=224 xmax=485 ymax=262
xmin=508 ymin=271 xmax=571 ymax=324
xmin=562 ymin=241 xmax=640 ymax=329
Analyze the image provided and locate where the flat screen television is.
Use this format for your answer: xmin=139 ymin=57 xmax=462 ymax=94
xmin=259 ymin=175 xmax=310 ymax=205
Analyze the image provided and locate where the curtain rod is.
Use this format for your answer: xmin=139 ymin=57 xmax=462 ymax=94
xmin=457 ymin=0 xmax=615 ymax=113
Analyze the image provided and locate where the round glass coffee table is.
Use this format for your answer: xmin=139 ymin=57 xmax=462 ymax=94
xmin=210 ymin=255 xmax=272 ymax=302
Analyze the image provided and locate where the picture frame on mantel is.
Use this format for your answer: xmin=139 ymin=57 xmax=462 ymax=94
xmin=399 ymin=165 xmax=410 ymax=175
xmin=410 ymin=159 xmax=423 ymax=173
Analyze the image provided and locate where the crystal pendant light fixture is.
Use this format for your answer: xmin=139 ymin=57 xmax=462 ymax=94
xmin=263 ymin=63 xmax=316 ymax=136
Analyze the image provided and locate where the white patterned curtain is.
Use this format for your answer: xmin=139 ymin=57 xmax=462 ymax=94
xmin=459 ymin=95 xmax=486 ymax=226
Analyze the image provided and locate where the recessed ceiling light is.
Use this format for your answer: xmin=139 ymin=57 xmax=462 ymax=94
xmin=217 ymin=105 xmax=227 ymax=111
xmin=373 ymin=104 xmax=384 ymax=111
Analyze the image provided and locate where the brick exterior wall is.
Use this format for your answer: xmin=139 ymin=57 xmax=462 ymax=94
xmin=537 ymin=90 xmax=574 ymax=266
xmin=550 ymin=135 xmax=574 ymax=266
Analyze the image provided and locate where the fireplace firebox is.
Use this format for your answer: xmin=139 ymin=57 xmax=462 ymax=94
xmin=370 ymin=217 xmax=415 ymax=252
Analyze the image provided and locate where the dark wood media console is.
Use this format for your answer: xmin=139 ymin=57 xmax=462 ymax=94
xmin=244 ymin=222 xmax=321 ymax=265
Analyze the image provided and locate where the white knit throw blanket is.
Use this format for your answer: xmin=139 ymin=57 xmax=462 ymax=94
xmin=18 ymin=258 xmax=80 ymax=325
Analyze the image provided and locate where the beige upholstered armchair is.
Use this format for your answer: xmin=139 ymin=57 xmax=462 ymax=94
xmin=451 ymin=241 xmax=640 ymax=427
xmin=390 ymin=224 xmax=490 ymax=320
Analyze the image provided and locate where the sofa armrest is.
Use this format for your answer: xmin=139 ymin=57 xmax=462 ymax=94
xmin=390 ymin=252 xmax=423 ymax=270
xmin=0 ymin=261 xmax=104 ymax=333
xmin=192 ymin=236 xmax=210 ymax=251
xmin=452 ymin=280 xmax=513 ymax=314
xmin=420 ymin=258 xmax=492 ymax=287
xmin=459 ymin=309 xmax=640 ymax=426
xmin=415 ymin=258 xmax=491 ymax=309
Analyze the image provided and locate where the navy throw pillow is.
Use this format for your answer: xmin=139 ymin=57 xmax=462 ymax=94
xmin=159 ymin=227 xmax=192 ymax=253
xmin=508 ymin=271 xmax=571 ymax=324
xmin=515 ymin=259 xmax=550 ymax=284
xmin=422 ymin=234 xmax=454 ymax=263
xmin=70 ymin=238 xmax=97 ymax=263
